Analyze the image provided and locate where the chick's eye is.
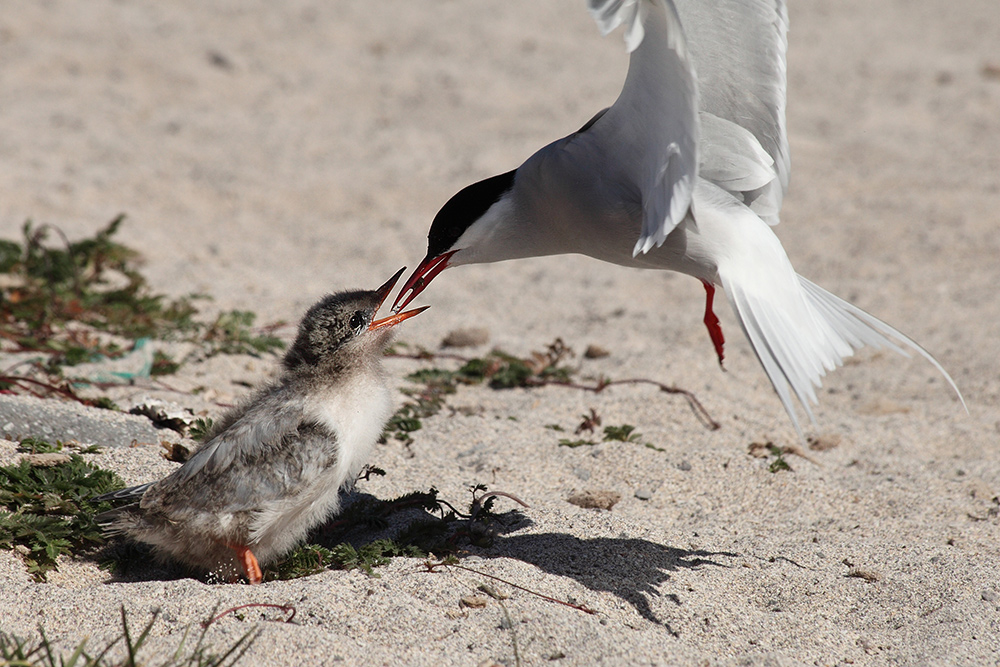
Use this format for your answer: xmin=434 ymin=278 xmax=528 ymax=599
xmin=349 ymin=311 xmax=366 ymax=333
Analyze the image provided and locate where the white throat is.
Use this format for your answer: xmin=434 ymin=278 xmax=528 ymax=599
xmin=450 ymin=193 xmax=532 ymax=266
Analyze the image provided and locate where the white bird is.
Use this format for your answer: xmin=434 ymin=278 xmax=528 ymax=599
xmin=392 ymin=0 xmax=964 ymax=435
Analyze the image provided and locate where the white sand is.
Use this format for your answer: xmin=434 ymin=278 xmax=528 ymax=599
xmin=1 ymin=1 xmax=998 ymax=664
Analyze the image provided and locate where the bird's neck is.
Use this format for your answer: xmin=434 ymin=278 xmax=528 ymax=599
xmin=283 ymin=354 xmax=379 ymax=393
xmin=451 ymin=160 xmax=601 ymax=266
xmin=449 ymin=188 xmax=542 ymax=265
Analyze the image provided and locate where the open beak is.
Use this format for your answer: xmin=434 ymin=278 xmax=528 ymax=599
xmin=370 ymin=305 xmax=429 ymax=331
xmin=390 ymin=250 xmax=456 ymax=314
xmin=369 ymin=266 xmax=429 ymax=331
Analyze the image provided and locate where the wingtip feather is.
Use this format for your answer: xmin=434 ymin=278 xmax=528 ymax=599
xmin=588 ymin=0 xmax=649 ymax=53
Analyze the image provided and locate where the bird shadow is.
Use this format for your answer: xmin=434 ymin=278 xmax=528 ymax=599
xmin=329 ymin=489 xmax=738 ymax=629
xmin=95 ymin=540 xmax=193 ymax=583
xmin=94 ymin=487 xmax=736 ymax=625
xmin=94 ymin=487 xmax=535 ymax=584
xmin=481 ymin=531 xmax=737 ymax=629
xmin=311 ymin=488 xmax=535 ymax=554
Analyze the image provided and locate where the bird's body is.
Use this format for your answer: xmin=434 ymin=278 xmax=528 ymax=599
xmin=94 ymin=269 xmax=426 ymax=583
xmin=393 ymin=0 xmax=963 ymax=434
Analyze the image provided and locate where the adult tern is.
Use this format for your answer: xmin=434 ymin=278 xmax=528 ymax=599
xmin=392 ymin=0 xmax=963 ymax=435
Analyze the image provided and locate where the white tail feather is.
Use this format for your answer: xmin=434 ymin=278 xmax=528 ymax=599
xmin=721 ymin=271 xmax=966 ymax=437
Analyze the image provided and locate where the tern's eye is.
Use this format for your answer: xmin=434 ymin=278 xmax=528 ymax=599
xmin=349 ymin=311 xmax=366 ymax=334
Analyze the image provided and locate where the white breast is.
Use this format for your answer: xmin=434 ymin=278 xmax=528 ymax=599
xmin=307 ymin=370 xmax=393 ymax=490
xmin=247 ymin=370 xmax=393 ymax=560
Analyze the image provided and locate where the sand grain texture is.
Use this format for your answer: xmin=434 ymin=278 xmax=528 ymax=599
xmin=1 ymin=1 xmax=998 ymax=665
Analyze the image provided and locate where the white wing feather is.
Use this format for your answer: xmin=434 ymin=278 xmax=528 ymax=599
xmin=588 ymin=0 xmax=699 ymax=257
xmin=674 ymin=0 xmax=790 ymax=224
xmin=588 ymin=0 xmax=649 ymax=52
xmin=698 ymin=112 xmax=776 ymax=192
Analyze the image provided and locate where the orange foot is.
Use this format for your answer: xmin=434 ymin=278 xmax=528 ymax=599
xmin=232 ymin=545 xmax=262 ymax=584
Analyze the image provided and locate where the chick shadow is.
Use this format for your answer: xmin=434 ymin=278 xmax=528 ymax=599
xmin=96 ymin=488 xmax=736 ymax=622
xmin=96 ymin=540 xmax=194 ymax=583
xmin=483 ymin=532 xmax=737 ymax=628
xmin=310 ymin=488 xmax=536 ymax=554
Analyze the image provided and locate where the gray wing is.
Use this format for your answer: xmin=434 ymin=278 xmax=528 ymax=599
xmin=172 ymin=387 xmax=306 ymax=485
xmin=589 ymin=0 xmax=700 ymax=256
xmin=92 ymin=482 xmax=154 ymax=530
xmin=674 ymin=0 xmax=790 ymax=224
xmin=142 ymin=385 xmax=311 ymax=513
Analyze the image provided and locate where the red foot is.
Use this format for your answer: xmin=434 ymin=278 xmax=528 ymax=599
xmin=701 ymin=280 xmax=725 ymax=368
xmin=233 ymin=545 xmax=262 ymax=585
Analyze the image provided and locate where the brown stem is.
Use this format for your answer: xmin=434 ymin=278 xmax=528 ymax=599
xmin=422 ymin=560 xmax=598 ymax=615
xmin=201 ymin=603 xmax=296 ymax=628
xmin=528 ymin=377 xmax=720 ymax=430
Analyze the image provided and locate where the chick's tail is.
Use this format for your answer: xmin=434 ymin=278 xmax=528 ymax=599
xmin=91 ymin=482 xmax=153 ymax=534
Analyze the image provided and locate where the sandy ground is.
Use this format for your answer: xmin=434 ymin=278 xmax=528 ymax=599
xmin=1 ymin=1 xmax=999 ymax=665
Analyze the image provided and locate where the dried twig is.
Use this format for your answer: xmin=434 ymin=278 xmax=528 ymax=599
xmin=535 ymin=377 xmax=720 ymax=430
xmin=0 ymin=373 xmax=88 ymax=403
xmin=422 ymin=559 xmax=598 ymax=615
xmin=387 ymin=345 xmax=720 ymax=431
xmin=469 ymin=491 xmax=530 ymax=522
xmin=201 ymin=603 xmax=296 ymax=628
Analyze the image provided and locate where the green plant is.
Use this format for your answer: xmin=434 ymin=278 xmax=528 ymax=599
xmin=15 ymin=438 xmax=102 ymax=455
xmin=262 ymin=484 xmax=525 ymax=582
xmin=0 ymin=444 xmax=124 ymax=580
xmin=557 ymin=438 xmax=598 ymax=448
xmin=380 ymin=367 xmax=459 ymax=445
xmin=15 ymin=437 xmax=64 ymax=454
xmin=558 ymin=420 xmax=665 ymax=452
xmin=188 ymin=417 xmax=215 ymax=443
xmin=748 ymin=442 xmax=796 ymax=472
xmin=382 ymin=337 xmax=720 ymax=448
xmin=325 ymin=540 xmax=424 ymax=576
xmin=0 ymin=217 xmax=199 ymax=355
xmin=151 ymin=350 xmax=182 ymax=376
xmin=602 ymin=424 xmax=640 ymax=442
xmin=199 ymin=310 xmax=284 ymax=357
xmin=767 ymin=444 xmax=792 ymax=472
xmin=0 ymin=217 xmax=285 ymax=389
xmin=454 ymin=339 xmax=575 ymax=389
xmin=382 ymin=340 xmax=576 ymax=444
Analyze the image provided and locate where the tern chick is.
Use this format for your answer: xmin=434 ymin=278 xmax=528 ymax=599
xmin=94 ymin=268 xmax=426 ymax=584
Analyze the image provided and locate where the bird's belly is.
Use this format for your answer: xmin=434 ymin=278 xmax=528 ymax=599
xmin=248 ymin=470 xmax=344 ymax=561
xmin=538 ymin=166 xmax=716 ymax=281
xmin=572 ymin=210 xmax=717 ymax=283
xmin=518 ymin=148 xmax=722 ymax=282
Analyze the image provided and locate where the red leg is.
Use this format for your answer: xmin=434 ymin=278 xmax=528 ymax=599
xmin=701 ymin=280 xmax=725 ymax=368
xmin=233 ymin=545 xmax=262 ymax=584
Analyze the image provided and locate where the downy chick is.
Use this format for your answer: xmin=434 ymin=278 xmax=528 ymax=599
xmin=94 ymin=268 xmax=426 ymax=583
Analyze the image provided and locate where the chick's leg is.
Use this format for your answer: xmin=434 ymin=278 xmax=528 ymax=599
xmin=233 ymin=545 xmax=262 ymax=584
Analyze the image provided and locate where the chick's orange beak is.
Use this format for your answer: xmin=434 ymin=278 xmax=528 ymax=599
xmin=369 ymin=305 xmax=429 ymax=331
xmin=390 ymin=251 xmax=456 ymax=314
xmin=369 ymin=266 xmax=429 ymax=331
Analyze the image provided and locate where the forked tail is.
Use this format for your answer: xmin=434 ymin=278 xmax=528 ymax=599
xmin=721 ymin=270 xmax=966 ymax=437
